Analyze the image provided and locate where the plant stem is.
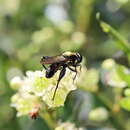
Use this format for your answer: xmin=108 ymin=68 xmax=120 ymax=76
xmin=40 ymin=111 xmax=56 ymax=130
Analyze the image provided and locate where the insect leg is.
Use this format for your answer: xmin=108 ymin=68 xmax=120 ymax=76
xmin=42 ymin=64 xmax=47 ymax=70
xmin=73 ymin=67 xmax=77 ymax=82
xmin=76 ymin=64 xmax=82 ymax=71
xmin=68 ymin=66 xmax=76 ymax=72
xmin=40 ymin=56 xmax=50 ymax=70
xmin=78 ymin=64 xmax=82 ymax=72
xmin=68 ymin=66 xmax=77 ymax=82
xmin=52 ymin=66 xmax=66 ymax=100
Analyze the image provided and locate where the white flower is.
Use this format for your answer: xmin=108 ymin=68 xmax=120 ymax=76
xmin=11 ymin=93 xmax=40 ymax=117
xmin=10 ymin=69 xmax=78 ymax=114
xmin=10 ymin=76 xmax=23 ymax=90
xmin=42 ymin=70 xmax=77 ymax=107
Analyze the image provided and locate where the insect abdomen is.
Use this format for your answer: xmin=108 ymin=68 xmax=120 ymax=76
xmin=45 ymin=67 xmax=55 ymax=78
xmin=45 ymin=64 xmax=59 ymax=78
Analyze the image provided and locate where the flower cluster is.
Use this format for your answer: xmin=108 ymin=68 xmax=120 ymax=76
xmin=76 ymin=67 xmax=99 ymax=92
xmin=101 ymin=59 xmax=130 ymax=111
xmin=101 ymin=59 xmax=127 ymax=88
xmin=10 ymin=69 xmax=77 ymax=117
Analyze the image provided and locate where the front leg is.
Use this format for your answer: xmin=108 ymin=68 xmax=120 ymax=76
xmin=52 ymin=66 xmax=66 ymax=100
xmin=40 ymin=56 xmax=50 ymax=70
xmin=77 ymin=64 xmax=82 ymax=72
xmin=41 ymin=64 xmax=47 ymax=75
xmin=68 ymin=66 xmax=76 ymax=72
xmin=42 ymin=64 xmax=47 ymax=70
xmin=68 ymin=66 xmax=77 ymax=82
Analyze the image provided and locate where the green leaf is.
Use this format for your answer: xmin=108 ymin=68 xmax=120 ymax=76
xmin=116 ymin=65 xmax=130 ymax=87
xmin=98 ymin=15 xmax=130 ymax=54
xmin=100 ymin=22 xmax=110 ymax=33
xmin=120 ymin=97 xmax=130 ymax=111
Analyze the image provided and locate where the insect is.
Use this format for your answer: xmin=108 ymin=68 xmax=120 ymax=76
xmin=40 ymin=51 xmax=82 ymax=100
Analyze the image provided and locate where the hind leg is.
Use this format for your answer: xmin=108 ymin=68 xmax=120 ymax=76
xmin=52 ymin=66 xmax=66 ymax=100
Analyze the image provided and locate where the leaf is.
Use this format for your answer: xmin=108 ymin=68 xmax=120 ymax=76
xmin=116 ymin=65 xmax=130 ymax=87
xmin=120 ymin=97 xmax=130 ymax=111
xmin=97 ymin=13 xmax=130 ymax=54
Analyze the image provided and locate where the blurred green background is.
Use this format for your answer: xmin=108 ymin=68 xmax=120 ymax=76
xmin=1 ymin=0 xmax=130 ymax=130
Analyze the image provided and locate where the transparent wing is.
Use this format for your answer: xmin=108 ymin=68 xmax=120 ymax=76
xmin=40 ymin=55 xmax=67 ymax=64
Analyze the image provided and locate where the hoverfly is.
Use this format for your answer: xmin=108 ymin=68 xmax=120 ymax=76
xmin=40 ymin=51 xmax=82 ymax=100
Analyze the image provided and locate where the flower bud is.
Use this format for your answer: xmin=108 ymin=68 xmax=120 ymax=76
xmin=124 ymin=88 xmax=130 ymax=97
xmin=102 ymin=59 xmax=115 ymax=70
xmin=88 ymin=107 xmax=109 ymax=122
xmin=10 ymin=76 xmax=22 ymax=90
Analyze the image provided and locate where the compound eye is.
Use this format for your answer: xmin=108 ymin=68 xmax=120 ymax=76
xmin=79 ymin=55 xmax=82 ymax=62
xmin=76 ymin=53 xmax=82 ymax=63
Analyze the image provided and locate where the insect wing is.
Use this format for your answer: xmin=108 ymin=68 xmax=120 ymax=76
xmin=40 ymin=55 xmax=67 ymax=64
